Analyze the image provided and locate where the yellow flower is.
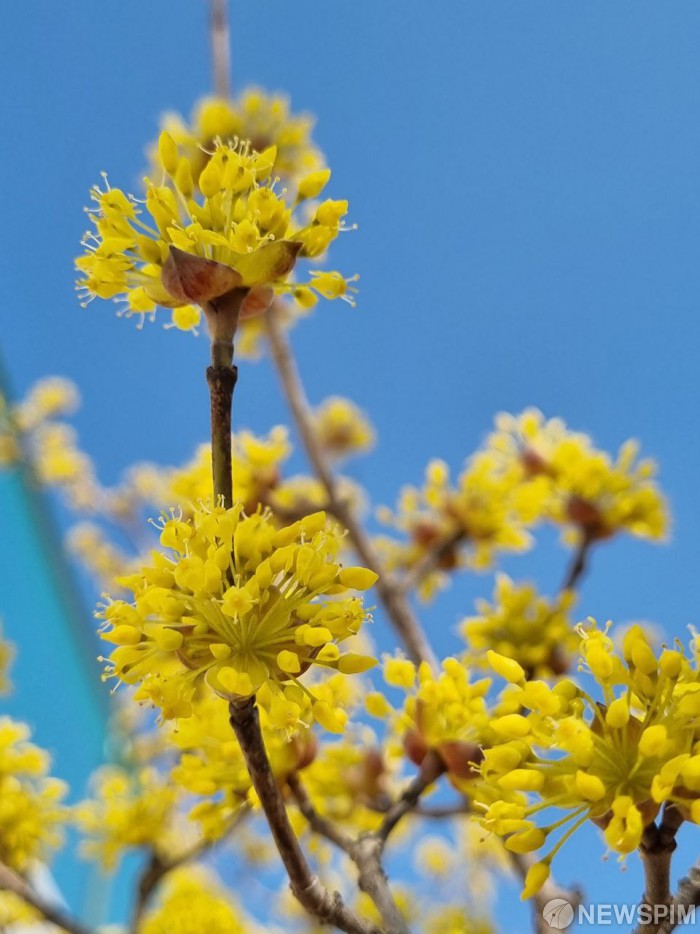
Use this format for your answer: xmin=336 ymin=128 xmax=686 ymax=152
xmin=140 ymin=866 xmax=259 ymax=934
xmin=76 ymin=139 xmax=357 ymax=330
xmin=99 ymin=504 xmax=377 ymax=726
xmin=484 ymin=408 xmax=669 ymax=544
xmin=378 ymin=457 xmax=533 ymax=600
xmin=462 ymin=575 xmax=578 ymax=679
xmin=0 ymin=718 xmax=67 ymax=872
xmin=297 ymin=732 xmax=388 ymax=834
xmin=74 ymin=766 xmax=184 ymax=870
xmin=166 ymin=428 xmax=291 ymax=516
xmin=478 ymin=620 xmax=700 ymax=892
xmin=13 ymin=377 xmax=80 ymax=432
xmin=153 ymin=89 xmax=324 ymax=191
xmin=312 ymin=396 xmax=376 ymax=461
xmin=379 ymin=658 xmax=492 ymax=787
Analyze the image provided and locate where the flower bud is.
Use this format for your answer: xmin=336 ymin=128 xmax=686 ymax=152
xmin=161 ymin=247 xmax=242 ymax=304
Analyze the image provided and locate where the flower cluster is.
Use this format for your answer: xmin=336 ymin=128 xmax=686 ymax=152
xmin=140 ymin=867 xmax=260 ymax=934
xmin=378 ymin=409 xmax=668 ymax=598
xmin=74 ymin=765 xmax=186 ymax=869
xmin=378 ymin=458 xmax=533 ymax=598
xmin=0 ymin=718 xmax=67 ymax=872
xmin=77 ymin=136 xmax=356 ymax=332
xmin=153 ymin=90 xmax=323 ymax=190
xmin=297 ymin=731 xmax=390 ymax=834
xmin=100 ymin=505 xmax=377 ymax=725
xmin=462 ymin=575 xmax=578 ymax=679
xmin=484 ymin=409 xmax=668 ymax=544
xmin=478 ymin=623 xmax=700 ymax=898
xmin=0 ymin=377 xmax=100 ymax=508
xmin=170 ymin=689 xmax=320 ymax=838
xmin=311 ymin=396 xmax=375 ymax=462
xmin=369 ymin=657 xmax=492 ymax=790
xmin=166 ymin=427 xmax=291 ymax=516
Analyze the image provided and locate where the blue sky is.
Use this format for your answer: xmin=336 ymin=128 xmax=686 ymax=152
xmin=2 ymin=1 xmax=700 ymax=930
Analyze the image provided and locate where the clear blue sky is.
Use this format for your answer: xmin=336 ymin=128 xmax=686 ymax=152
xmin=2 ymin=2 xmax=700 ymax=931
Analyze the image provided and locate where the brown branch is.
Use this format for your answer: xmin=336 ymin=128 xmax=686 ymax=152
xmin=207 ymin=338 xmax=238 ymax=510
xmin=229 ymin=698 xmax=382 ymax=934
xmin=209 ymin=0 xmax=231 ymax=98
xmin=632 ymin=806 xmax=685 ymax=934
xmin=655 ymin=863 xmax=700 ymax=934
xmin=377 ymin=753 xmax=445 ymax=843
xmin=413 ymin=800 xmax=470 ymax=819
xmin=352 ymin=835 xmax=409 ymax=934
xmin=287 ymin=773 xmax=354 ymax=853
xmin=265 ymin=306 xmax=437 ymax=670
xmin=0 ymin=863 xmax=94 ymax=934
xmin=288 ymin=763 xmax=445 ymax=934
xmin=560 ymin=533 xmax=594 ymax=592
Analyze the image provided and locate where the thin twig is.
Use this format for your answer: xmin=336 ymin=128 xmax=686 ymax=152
xmin=209 ymin=0 xmax=231 ymax=98
xmin=289 ymin=762 xmax=444 ymax=934
xmin=560 ymin=533 xmax=594 ymax=592
xmin=352 ymin=835 xmax=410 ymax=934
xmin=206 ymin=319 xmax=377 ymax=934
xmin=655 ymin=863 xmax=700 ymax=934
xmin=287 ymin=773 xmax=354 ymax=853
xmin=229 ymin=698 xmax=381 ymax=934
xmin=0 ymin=863 xmax=94 ymax=934
xmin=377 ymin=753 xmax=445 ymax=842
xmin=265 ymin=306 xmax=438 ymax=670
xmin=129 ymin=808 xmax=250 ymax=932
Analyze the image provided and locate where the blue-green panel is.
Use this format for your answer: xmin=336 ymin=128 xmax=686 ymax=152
xmin=0 ymin=468 xmax=111 ymax=915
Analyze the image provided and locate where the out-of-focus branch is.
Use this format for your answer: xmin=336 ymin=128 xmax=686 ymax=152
xmin=229 ymin=698 xmax=381 ymax=934
xmin=129 ymin=808 xmax=250 ymax=933
xmin=376 ymin=752 xmax=444 ymax=843
xmin=560 ymin=533 xmax=594 ymax=592
xmin=655 ymin=863 xmax=700 ymax=934
xmin=510 ymin=853 xmax=583 ymax=934
xmin=0 ymin=863 xmax=94 ymax=934
xmin=265 ymin=307 xmax=437 ymax=670
xmin=209 ymin=0 xmax=231 ymax=98
xmin=289 ymin=758 xmax=444 ymax=934
xmin=287 ymin=773 xmax=354 ymax=853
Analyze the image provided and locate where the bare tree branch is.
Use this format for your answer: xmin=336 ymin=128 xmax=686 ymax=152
xmin=229 ymin=698 xmax=382 ymax=934
xmin=655 ymin=863 xmax=700 ymax=934
xmin=288 ymin=755 xmax=446 ymax=934
xmin=209 ymin=0 xmax=231 ymax=98
xmin=0 ymin=863 xmax=94 ymax=934
xmin=560 ymin=533 xmax=594 ymax=592
xmin=631 ymin=806 xmax=685 ymax=934
xmin=265 ymin=306 xmax=438 ymax=670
